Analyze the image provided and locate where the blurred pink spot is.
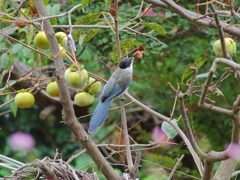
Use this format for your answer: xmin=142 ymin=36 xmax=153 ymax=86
xmin=144 ymin=7 xmax=157 ymax=17
xmin=151 ymin=126 xmax=168 ymax=143
xmin=159 ymin=12 xmax=165 ymax=17
xmin=226 ymin=143 xmax=240 ymax=161
xmin=8 ymin=131 xmax=35 ymax=152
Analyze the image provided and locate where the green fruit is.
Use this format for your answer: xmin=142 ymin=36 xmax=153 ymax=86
xmin=59 ymin=47 xmax=66 ymax=58
xmin=60 ymin=37 xmax=68 ymax=47
xmin=46 ymin=82 xmax=60 ymax=97
xmin=74 ymin=92 xmax=94 ymax=107
xmin=55 ymin=32 xmax=67 ymax=46
xmin=64 ymin=67 xmax=88 ymax=87
xmin=213 ymin=38 xmax=236 ymax=57
xmin=15 ymin=92 xmax=35 ymax=108
xmin=34 ymin=31 xmax=49 ymax=50
xmin=49 ymin=46 xmax=66 ymax=59
xmin=88 ymin=77 xmax=102 ymax=95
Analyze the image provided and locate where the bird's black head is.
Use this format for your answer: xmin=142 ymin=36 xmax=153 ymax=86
xmin=119 ymin=57 xmax=134 ymax=69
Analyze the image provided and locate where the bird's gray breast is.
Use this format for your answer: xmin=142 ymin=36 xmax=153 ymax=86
xmin=112 ymin=68 xmax=132 ymax=89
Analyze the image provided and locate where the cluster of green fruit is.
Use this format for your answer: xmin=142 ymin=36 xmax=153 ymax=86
xmin=34 ymin=31 xmax=67 ymax=58
xmin=14 ymin=31 xmax=102 ymax=109
xmin=14 ymin=73 xmax=101 ymax=109
xmin=44 ymin=64 xmax=102 ymax=107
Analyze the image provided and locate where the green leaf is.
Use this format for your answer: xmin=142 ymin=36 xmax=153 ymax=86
xmin=182 ymin=58 xmax=207 ymax=81
xmin=81 ymin=28 xmax=101 ymax=45
xmin=78 ymin=34 xmax=87 ymax=45
xmin=215 ymin=88 xmax=224 ymax=96
xmin=0 ymin=26 xmax=19 ymax=41
xmin=79 ymin=22 xmax=105 ymax=45
xmin=196 ymin=72 xmax=217 ymax=79
xmin=50 ymin=18 xmax=57 ymax=25
xmin=26 ymin=24 xmax=34 ymax=45
xmin=12 ymin=44 xmax=23 ymax=54
xmin=1 ymin=52 xmax=14 ymax=70
xmin=82 ymin=0 xmax=90 ymax=7
xmin=43 ymin=0 xmax=49 ymax=5
xmin=0 ymin=69 xmax=8 ymax=84
xmin=72 ymin=12 xmax=102 ymax=41
xmin=118 ymin=21 xmax=133 ymax=31
xmin=51 ymin=4 xmax=60 ymax=15
xmin=4 ymin=94 xmax=11 ymax=104
xmin=10 ymin=98 xmax=18 ymax=117
xmin=141 ymin=22 xmax=166 ymax=34
xmin=112 ymin=39 xmax=135 ymax=62
xmin=105 ymin=0 xmax=113 ymax=6
xmin=161 ymin=120 xmax=178 ymax=139
xmin=40 ymin=55 xmax=49 ymax=67
xmin=0 ymin=0 xmax=7 ymax=11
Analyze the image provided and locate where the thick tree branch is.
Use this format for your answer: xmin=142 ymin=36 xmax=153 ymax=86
xmin=32 ymin=1 xmax=122 ymax=179
xmin=144 ymin=0 xmax=240 ymax=37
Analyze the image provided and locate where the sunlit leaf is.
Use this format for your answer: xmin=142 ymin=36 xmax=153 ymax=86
xmin=161 ymin=120 xmax=178 ymax=139
xmin=81 ymin=28 xmax=101 ymax=45
xmin=73 ymin=12 xmax=102 ymax=41
xmin=82 ymin=0 xmax=90 ymax=7
xmin=182 ymin=58 xmax=207 ymax=81
xmin=0 ymin=0 xmax=7 ymax=10
xmin=141 ymin=22 xmax=166 ymax=34
xmin=50 ymin=18 xmax=57 ymax=25
xmin=78 ymin=34 xmax=87 ymax=45
xmin=80 ymin=22 xmax=106 ymax=45
xmin=26 ymin=24 xmax=34 ymax=45
xmin=105 ymin=0 xmax=113 ymax=6
xmin=43 ymin=0 xmax=49 ymax=5
xmin=112 ymin=39 xmax=135 ymax=62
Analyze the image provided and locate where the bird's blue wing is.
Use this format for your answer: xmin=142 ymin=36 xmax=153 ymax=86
xmin=100 ymin=77 xmax=127 ymax=102
xmin=88 ymin=78 xmax=131 ymax=134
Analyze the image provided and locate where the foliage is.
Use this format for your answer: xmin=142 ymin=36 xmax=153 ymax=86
xmin=1 ymin=0 xmax=240 ymax=179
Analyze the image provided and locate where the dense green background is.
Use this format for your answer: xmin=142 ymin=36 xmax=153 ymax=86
xmin=1 ymin=0 xmax=240 ymax=179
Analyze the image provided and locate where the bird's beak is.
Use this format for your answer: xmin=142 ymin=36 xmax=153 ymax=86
xmin=130 ymin=57 xmax=135 ymax=62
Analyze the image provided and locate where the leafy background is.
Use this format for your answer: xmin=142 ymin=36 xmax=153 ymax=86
xmin=0 ymin=0 xmax=240 ymax=179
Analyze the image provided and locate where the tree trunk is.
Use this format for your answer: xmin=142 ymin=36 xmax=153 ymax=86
xmin=212 ymin=159 xmax=238 ymax=180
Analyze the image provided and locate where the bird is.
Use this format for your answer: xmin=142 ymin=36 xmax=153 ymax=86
xmin=88 ymin=57 xmax=135 ymax=134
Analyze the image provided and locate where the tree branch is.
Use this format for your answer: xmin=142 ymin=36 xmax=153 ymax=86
xmin=144 ymin=0 xmax=240 ymax=37
xmin=32 ymin=1 xmax=122 ymax=179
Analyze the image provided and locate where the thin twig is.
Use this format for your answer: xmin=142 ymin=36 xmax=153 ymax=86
xmin=167 ymin=154 xmax=185 ymax=180
xmin=120 ymin=98 xmax=134 ymax=170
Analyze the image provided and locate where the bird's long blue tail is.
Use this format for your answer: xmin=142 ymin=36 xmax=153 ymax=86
xmin=88 ymin=100 xmax=112 ymax=134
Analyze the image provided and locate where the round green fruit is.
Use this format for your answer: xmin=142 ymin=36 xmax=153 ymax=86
xmin=46 ymin=82 xmax=60 ymax=97
xmin=59 ymin=47 xmax=66 ymax=58
xmin=49 ymin=46 xmax=66 ymax=59
xmin=15 ymin=92 xmax=35 ymax=108
xmin=55 ymin=32 xmax=67 ymax=47
xmin=74 ymin=92 xmax=94 ymax=107
xmin=88 ymin=77 xmax=102 ymax=95
xmin=60 ymin=37 xmax=68 ymax=47
xmin=64 ymin=67 xmax=88 ymax=87
xmin=34 ymin=31 xmax=49 ymax=50
xmin=213 ymin=38 xmax=236 ymax=57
